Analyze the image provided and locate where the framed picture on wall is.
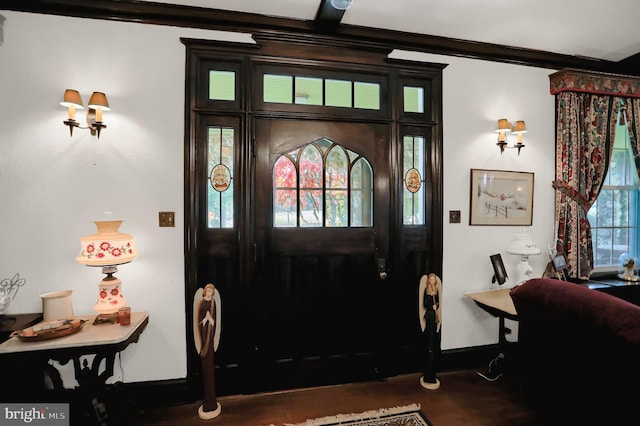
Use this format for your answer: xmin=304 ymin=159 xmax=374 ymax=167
xmin=469 ymin=169 xmax=534 ymax=226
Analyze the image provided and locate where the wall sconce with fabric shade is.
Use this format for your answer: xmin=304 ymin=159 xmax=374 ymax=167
xmin=61 ymin=89 xmax=110 ymax=138
xmin=495 ymin=119 xmax=527 ymax=155
xmin=60 ymin=89 xmax=84 ymax=136
xmin=77 ymin=220 xmax=138 ymax=317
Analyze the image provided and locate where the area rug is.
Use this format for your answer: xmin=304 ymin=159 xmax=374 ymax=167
xmin=284 ymin=403 xmax=433 ymax=426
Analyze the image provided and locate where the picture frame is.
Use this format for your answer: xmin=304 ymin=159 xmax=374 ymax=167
xmin=551 ymin=253 xmax=569 ymax=272
xmin=490 ymin=253 xmax=508 ymax=285
xmin=542 ymin=252 xmax=569 ymax=280
xmin=469 ymin=169 xmax=534 ymax=226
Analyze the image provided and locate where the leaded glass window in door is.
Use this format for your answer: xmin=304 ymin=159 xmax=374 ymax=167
xmin=273 ymin=138 xmax=373 ymax=227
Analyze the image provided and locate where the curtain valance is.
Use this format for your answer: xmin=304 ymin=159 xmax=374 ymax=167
xmin=549 ymin=68 xmax=640 ymax=98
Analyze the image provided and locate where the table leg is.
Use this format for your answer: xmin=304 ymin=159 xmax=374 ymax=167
xmin=477 ymin=315 xmax=511 ymax=381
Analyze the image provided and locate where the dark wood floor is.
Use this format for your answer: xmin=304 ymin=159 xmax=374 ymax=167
xmin=121 ymin=369 xmax=546 ymax=426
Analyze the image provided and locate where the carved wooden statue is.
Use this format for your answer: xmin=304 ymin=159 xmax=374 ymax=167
xmin=193 ymin=283 xmax=222 ymax=419
xmin=418 ymin=273 xmax=442 ymax=390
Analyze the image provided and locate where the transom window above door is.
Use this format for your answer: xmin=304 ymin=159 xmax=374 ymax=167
xmin=263 ymin=74 xmax=381 ymax=110
xmin=273 ymin=138 xmax=373 ymax=228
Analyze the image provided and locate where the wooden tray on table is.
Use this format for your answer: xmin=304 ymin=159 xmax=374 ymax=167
xmin=11 ymin=319 xmax=86 ymax=342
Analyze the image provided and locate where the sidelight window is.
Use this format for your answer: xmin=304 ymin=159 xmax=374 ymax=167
xmin=403 ymin=135 xmax=426 ymax=225
xmin=273 ymin=139 xmax=373 ymax=227
xmin=207 ymin=127 xmax=234 ymax=228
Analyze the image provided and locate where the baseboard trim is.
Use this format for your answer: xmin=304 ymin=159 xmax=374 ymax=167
xmin=115 ymin=344 xmax=500 ymax=409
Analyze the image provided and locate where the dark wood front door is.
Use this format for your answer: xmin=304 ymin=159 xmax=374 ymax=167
xmin=250 ymin=118 xmax=394 ymax=390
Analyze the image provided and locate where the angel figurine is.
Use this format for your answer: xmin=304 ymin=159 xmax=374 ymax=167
xmin=193 ymin=283 xmax=222 ymax=419
xmin=418 ymin=273 xmax=442 ymax=390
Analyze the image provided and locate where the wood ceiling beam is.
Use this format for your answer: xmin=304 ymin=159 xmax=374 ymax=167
xmin=3 ymin=0 xmax=638 ymax=75
xmin=314 ymin=0 xmax=347 ymax=32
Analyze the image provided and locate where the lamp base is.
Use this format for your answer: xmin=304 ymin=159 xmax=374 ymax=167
xmin=514 ymin=257 xmax=533 ymax=286
xmin=93 ymin=312 xmax=119 ymax=325
xmin=94 ymin=266 xmax=127 ymax=315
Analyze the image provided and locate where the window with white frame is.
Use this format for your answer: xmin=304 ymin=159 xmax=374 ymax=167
xmin=588 ymin=114 xmax=640 ymax=272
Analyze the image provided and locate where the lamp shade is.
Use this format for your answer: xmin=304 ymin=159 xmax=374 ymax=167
xmin=512 ymin=120 xmax=527 ymax=134
xmin=506 ymin=233 xmax=540 ymax=256
xmin=495 ymin=118 xmax=512 ymax=133
xmin=60 ymin=89 xmax=84 ymax=109
xmin=77 ymin=220 xmax=137 ymax=266
xmin=87 ymin=92 xmax=110 ymax=111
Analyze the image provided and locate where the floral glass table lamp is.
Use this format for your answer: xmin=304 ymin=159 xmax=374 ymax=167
xmin=77 ymin=220 xmax=138 ymax=318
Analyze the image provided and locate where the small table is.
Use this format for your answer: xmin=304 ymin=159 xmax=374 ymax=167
xmin=465 ymin=288 xmax=518 ymax=380
xmin=0 ymin=312 xmax=43 ymax=343
xmin=0 ymin=311 xmax=149 ymax=421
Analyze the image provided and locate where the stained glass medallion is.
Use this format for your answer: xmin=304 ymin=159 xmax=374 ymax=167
xmin=405 ymin=168 xmax=421 ymax=193
xmin=210 ymin=164 xmax=231 ymax=192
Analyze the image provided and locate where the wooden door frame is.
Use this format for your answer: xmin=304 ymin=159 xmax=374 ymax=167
xmin=182 ymin=35 xmax=444 ymax=396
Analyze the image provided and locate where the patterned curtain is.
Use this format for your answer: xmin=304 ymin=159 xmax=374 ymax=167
xmin=552 ymin=93 xmax=615 ymax=279
xmin=550 ymin=69 xmax=640 ymax=279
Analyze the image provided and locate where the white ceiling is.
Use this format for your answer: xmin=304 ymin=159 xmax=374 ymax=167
xmin=143 ymin=0 xmax=640 ymax=62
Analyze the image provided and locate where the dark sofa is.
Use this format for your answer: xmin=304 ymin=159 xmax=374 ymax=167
xmin=509 ymin=278 xmax=640 ymax=425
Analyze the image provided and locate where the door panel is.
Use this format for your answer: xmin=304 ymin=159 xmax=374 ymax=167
xmin=251 ymin=118 xmax=394 ymax=389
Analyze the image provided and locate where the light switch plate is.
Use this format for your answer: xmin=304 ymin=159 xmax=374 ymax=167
xmin=159 ymin=211 xmax=175 ymax=227
xmin=449 ymin=210 xmax=461 ymax=224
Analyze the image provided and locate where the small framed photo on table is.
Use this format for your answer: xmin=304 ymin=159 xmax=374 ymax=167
xmin=490 ymin=253 xmax=508 ymax=285
xmin=552 ymin=253 xmax=569 ymax=272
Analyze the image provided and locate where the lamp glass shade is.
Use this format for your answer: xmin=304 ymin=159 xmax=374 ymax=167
xmin=512 ymin=120 xmax=527 ymax=134
xmin=87 ymin=92 xmax=111 ymax=111
xmin=60 ymin=89 xmax=84 ymax=109
xmin=77 ymin=220 xmax=138 ymax=266
xmin=495 ymin=118 xmax=512 ymax=133
xmin=506 ymin=233 xmax=540 ymax=256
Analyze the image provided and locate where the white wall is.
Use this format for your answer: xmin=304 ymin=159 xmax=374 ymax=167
xmin=0 ymin=11 xmax=556 ymax=384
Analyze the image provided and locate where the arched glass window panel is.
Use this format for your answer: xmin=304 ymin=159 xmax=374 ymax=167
xmin=272 ymin=140 xmax=373 ymax=228
xmin=325 ymin=146 xmax=349 ymax=227
xmin=273 ymin=155 xmax=298 ymax=227
xmin=208 ymin=127 xmax=234 ymax=228
xmin=346 ymin=148 xmax=359 ymax=163
xmin=299 ymin=145 xmax=323 ymax=227
xmin=351 ymin=158 xmax=373 ymax=227
xmin=403 ymin=135 xmax=426 ymax=225
xmin=315 ymin=138 xmax=332 ymax=154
